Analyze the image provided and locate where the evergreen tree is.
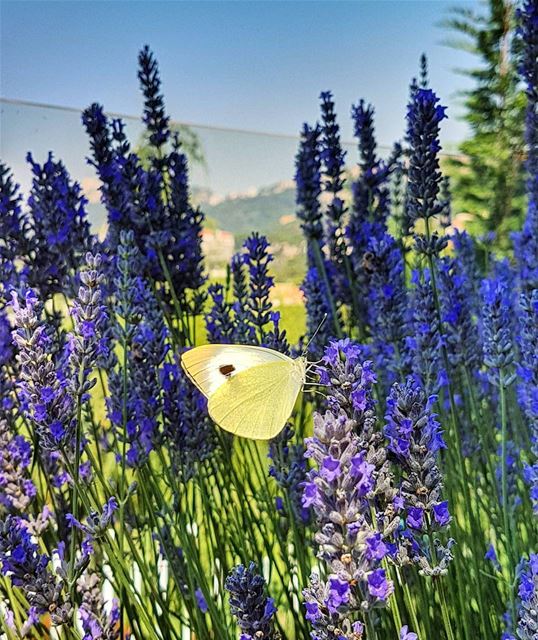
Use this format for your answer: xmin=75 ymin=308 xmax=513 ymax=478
xmin=442 ymin=0 xmax=526 ymax=248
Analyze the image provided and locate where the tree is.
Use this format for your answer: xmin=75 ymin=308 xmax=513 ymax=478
xmin=442 ymin=0 xmax=526 ymax=248
xmin=136 ymin=122 xmax=206 ymax=170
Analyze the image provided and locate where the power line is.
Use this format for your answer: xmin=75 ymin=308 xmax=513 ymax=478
xmin=1 ymin=96 xmax=467 ymax=160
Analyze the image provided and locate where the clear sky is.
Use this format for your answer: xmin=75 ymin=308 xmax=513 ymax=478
xmin=1 ymin=0 xmax=484 ymax=200
xmin=1 ymin=0 xmax=480 ymax=146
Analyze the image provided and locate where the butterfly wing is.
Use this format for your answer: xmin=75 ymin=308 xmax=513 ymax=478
xmin=207 ymin=359 xmax=304 ymax=440
xmin=180 ymin=344 xmax=292 ymax=399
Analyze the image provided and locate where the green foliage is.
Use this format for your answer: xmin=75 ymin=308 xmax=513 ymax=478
xmin=442 ymin=0 xmax=526 ymax=247
xmin=136 ymin=122 xmax=206 ymax=168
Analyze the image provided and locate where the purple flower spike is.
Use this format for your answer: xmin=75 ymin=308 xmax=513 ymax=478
xmin=303 ymin=341 xmax=397 ymax=636
xmin=225 ymin=562 xmax=277 ymax=639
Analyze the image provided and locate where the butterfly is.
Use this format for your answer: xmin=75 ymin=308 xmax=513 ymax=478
xmin=180 ymin=344 xmax=307 ymax=440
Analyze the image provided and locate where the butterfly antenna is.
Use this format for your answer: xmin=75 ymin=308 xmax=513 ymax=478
xmin=302 ymin=314 xmax=328 ymax=357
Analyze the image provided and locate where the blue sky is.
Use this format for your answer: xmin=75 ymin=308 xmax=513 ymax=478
xmin=1 ymin=0 xmax=480 ymax=143
xmin=1 ymin=1 xmax=481 ymax=197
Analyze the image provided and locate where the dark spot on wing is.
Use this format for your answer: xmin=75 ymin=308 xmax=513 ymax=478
xmin=219 ymin=364 xmax=235 ymax=376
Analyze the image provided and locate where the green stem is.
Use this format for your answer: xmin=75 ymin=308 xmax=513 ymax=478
xmin=310 ymin=240 xmax=343 ymax=338
xmin=400 ymin=575 xmax=424 ymax=638
xmin=118 ymin=336 xmax=129 ymax=639
xmin=365 ymin=613 xmax=377 ymax=640
xmin=499 ymin=372 xmax=517 ymax=626
xmin=499 ymin=374 xmax=510 ymax=555
xmin=67 ymin=395 xmax=83 ymax=604
xmin=438 ymin=579 xmax=456 ymax=640
xmin=342 ymin=253 xmax=365 ymax=340
xmin=423 ymin=217 xmax=491 ymax=637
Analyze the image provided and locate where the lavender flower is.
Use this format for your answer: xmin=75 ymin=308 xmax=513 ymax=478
xmin=107 ymin=232 xmax=169 ymax=466
xmin=303 ymin=573 xmax=365 ymax=639
xmin=138 ymin=44 xmax=170 ymax=151
xmin=406 ymin=88 xmax=446 ymax=224
xmin=495 ymin=441 xmax=523 ymax=512
xmin=303 ymin=417 xmax=393 ymax=614
xmin=481 ymin=277 xmax=516 ymax=387
xmin=156 ymin=525 xmax=190 ymax=597
xmin=12 ymin=255 xmax=105 ymax=453
xmin=384 ymin=378 xmax=453 ymax=575
xmin=81 ymin=104 xmax=133 ymax=249
xmin=452 ymin=230 xmax=482 ymax=305
xmin=303 ymin=341 xmax=396 ymax=626
xmin=243 ymin=233 xmax=276 ymax=342
xmin=406 ymin=88 xmax=447 ymax=257
xmin=300 ymin=264 xmax=335 ymax=361
xmin=514 ymin=0 xmax=538 ymax=292
xmin=0 ymin=515 xmax=73 ymax=625
xmin=439 ymin=176 xmax=452 ymax=229
xmin=512 ymin=554 xmax=538 ymax=639
xmin=438 ymin=257 xmax=481 ymax=372
xmin=347 ymin=101 xmax=395 ymax=328
xmin=419 ymin=52 xmax=429 ymax=89
xmin=349 ymin=100 xmax=391 ymax=242
xmin=195 ymin=587 xmax=209 ymax=614
xmin=400 ymin=626 xmax=418 ymax=640
xmin=0 ymin=163 xmax=29 ymax=300
xmin=366 ymin=234 xmax=409 ymax=386
xmin=207 ymin=238 xmax=287 ymax=352
xmin=485 ymin=543 xmax=501 ymax=571
xmin=295 ymin=123 xmax=323 ymax=244
xmin=68 ymin=253 xmax=107 ymax=399
xmin=84 ymin=50 xmax=206 ymax=301
xmin=230 ymin=252 xmax=257 ymax=344
xmin=3 ymin=606 xmax=40 ymax=637
xmin=295 ymin=117 xmax=344 ymax=340
xmin=0 ymin=420 xmax=36 ymax=513
xmin=67 ymin=497 xmax=118 ymax=557
xmin=268 ymin=425 xmax=310 ymax=524
xmin=167 ymin=199 xmax=207 ymax=308
xmin=225 ymin=562 xmax=278 ymax=640
xmin=206 ymin=283 xmax=234 ymax=343
xmin=264 ymin=313 xmax=288 ymax=355
xmin=390 ymin=159 xmax=412 ymax=240
xmin=319 ymin=91 xmax=347 ymax=258
xmin=161 ymin=357 xmax=217 ymax=479
xmin=316 ymin=339 xmax=376 ymax=427
xmin=0 ymin=307 xmax=16 ymax=421
xmin=26 ymin=152 xmax=93 ymax=298
xmin=128 ymin=278 xmax=168 ymax=453
xmin=407 ymin=270 xmax=444 ymax=394
xmin=518 ymin=289 xmax=538 ymax=511
xmin=12 ymin=289 xmax=76 ymax=451
xmin=77 ymin=572 xmax=121 ymax=640
xmin=153 ymin=139 xmax=207 ymax=305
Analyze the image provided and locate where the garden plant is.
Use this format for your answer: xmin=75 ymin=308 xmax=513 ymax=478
xmin=0 ymin=2 xmax=538 ymax=639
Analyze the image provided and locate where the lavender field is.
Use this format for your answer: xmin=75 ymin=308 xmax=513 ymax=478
xmin=0 ymin=2 xmax=538 ymax=639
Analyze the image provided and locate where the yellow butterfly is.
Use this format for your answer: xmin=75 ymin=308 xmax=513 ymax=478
xmin=180 ymin=344 xmax=307 ymax=440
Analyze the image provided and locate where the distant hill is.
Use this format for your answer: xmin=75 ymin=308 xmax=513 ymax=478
xmin=84 ymin=180 xmax=307 ymax=282
xmin=194 ymin=182 xmax=306 ymax=282
xmin=194 ymin=180 xmax=298 ymax=238
xmin=88 ymin=180 xmax=300 ymax=239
